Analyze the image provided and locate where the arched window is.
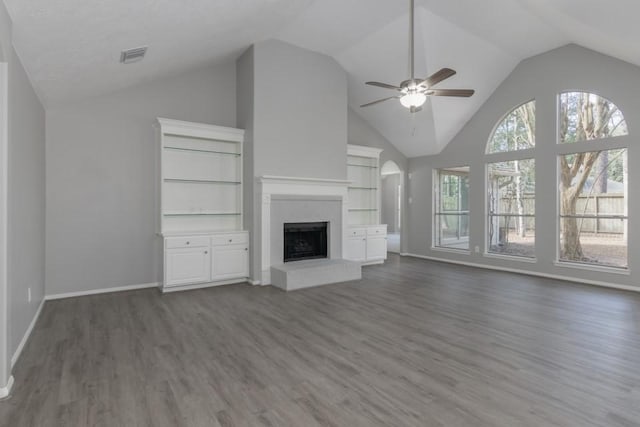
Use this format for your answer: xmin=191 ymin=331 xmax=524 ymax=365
xmin=485 ymin=101 xmax=536 ymax=258
xmin=487 ymin=101 xmax=535 ymax=153
xmin=559 ymin=92 xmax=627 ymax=144
xmin=557 ymin=92 xmax=628 ymax=269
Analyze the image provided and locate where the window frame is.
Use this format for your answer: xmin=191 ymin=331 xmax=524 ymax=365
xmin=433 ymin=166 xmax=471 ymax=253
xmin=486 ymin=99 xmax=536 ymax=155
xmin=485 ymin=157 xmax=536 ymax=260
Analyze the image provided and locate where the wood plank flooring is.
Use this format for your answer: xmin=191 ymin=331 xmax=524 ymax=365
xmin=2 ymin=254 xmax=640 ymax=426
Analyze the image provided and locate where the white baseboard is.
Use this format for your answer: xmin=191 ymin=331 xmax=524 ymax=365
xmin=161 ymin=278 xmax=247 ymax=293
xmin=11 ymin=298 xmax=45 ymax=367
xmin=403 ymin=253 xmax=640 ymax=293
xmin=249 ymin=280 xmax=261 ymax=286
xmin=0 ymin=375 xmax=13 ymax=399
xmin=45 ymin=282 xmax=159 ymax=301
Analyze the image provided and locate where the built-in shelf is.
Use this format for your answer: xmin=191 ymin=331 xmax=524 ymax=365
xmin=164 ymin=146 xmax=241 ymax=156
xmin=164 ymin=178 xmax=241 ymax=185
xmin=347 ymin=144 xmax=383 ymax=226
xmin=158 ymin=118 xmax=244 ymax=235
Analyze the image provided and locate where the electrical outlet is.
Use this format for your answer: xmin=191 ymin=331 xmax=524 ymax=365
xmin=475 ymin=246 xmax=480 ymax=253
xmin=28 ymin=287 xmax=31 ymax=303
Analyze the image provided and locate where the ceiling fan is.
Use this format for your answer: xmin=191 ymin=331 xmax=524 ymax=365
xmin=361 ymin=0 xmax=475 ymax=113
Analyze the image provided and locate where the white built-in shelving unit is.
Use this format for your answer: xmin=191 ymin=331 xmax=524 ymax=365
xmin=156 ymin=118 xmax=249 ymax=292
xmin=346 ymin=144 xmax=387 ymax=264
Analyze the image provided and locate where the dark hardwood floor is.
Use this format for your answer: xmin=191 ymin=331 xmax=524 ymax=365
xmin=2 ymin=254 xmax=640 ymax=426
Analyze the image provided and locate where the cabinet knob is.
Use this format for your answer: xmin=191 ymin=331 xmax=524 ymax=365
xmin=228 ymin=239 xmax=232 ymax=242
xmin=204 ymin=251 xmax=208 ymax=254
xmin=244 ymin=248 xmax=248 ymax=251
xmin=186 ymin=241 xmax=190 ymax=245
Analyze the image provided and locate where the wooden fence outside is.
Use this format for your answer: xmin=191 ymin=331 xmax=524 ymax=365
xmin=500 ymin=194 xmax=625 ymax=234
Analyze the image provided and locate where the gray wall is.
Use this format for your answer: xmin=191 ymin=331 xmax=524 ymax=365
xmin=381 ymin=173 xmax=400 ymax=233
xmin=348 ymin=108 xmax=408 ymax=252
xmin=0 ymin=0 xmax=46 ymax=383
xmin=253 ymin=40 xmax=347 ymax=180
xmin=236 ymin=47 xmax=258 ymax=279
xmin=8 ymin=44 xmax=46 ymax=359
xmin=46 ymin=62 xmax=236 ymax=296
xmin=237 ymin=40 xmax=348 ymax=283
xmin=407 ymin=44 xmax=640 ymax=288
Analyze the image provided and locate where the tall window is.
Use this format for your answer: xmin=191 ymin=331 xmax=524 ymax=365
xmin=558 ymin=92 xmax=628 ymax=269
xmin=434 ymin=167 xmax=469 ymax=250
xmin=486 ymin=101 xmax=536 ymax=258
xmin=487 ymin=159 xmax=535 ymax=258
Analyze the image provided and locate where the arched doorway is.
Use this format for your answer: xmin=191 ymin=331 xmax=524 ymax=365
xmin=380 ymin=161 xmax=402 ymax=253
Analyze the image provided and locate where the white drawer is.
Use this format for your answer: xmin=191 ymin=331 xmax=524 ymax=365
xmin=367 ymin=225 xmax=387 ymax=236
xmin=348 ymin=228 xmax=366 ymax=238
xmin=166 ymin=236 xmax=210 ymax=249
xmin=212 ymin=232 xmax=249 ymax=246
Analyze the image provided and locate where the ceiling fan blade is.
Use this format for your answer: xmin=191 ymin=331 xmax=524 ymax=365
xmin=420 ymin=68 xmax=456 ymax=88
xmin=365 ymin=81 xmax=402 ymax=91
xmin=360 ymin=96 xmax=400 ymax=108
xmin=426 ymin=89 xmax=475 ymax=97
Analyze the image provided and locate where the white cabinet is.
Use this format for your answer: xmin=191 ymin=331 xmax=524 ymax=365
xmin=345 ymin=225 xmax=387 ymax=264
xmin=366 ymin=236 xmax=387 ymax=262
xmin=162 ymin=231 xmax=250 ymax=292
xmin=345 ymin=235 xmax=367 ymax=262
xmin=212 ymin=244 xmax=249 ymax=281
xmin=165 ymin=247 xmax=211 ymax=287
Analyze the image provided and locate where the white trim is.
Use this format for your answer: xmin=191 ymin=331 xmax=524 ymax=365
xmin=156 ymin=118 xmax=244 ymax=142
xmin=404 ymin=253 xmax=640 ymax=293
xmin=46 ymin=282 xmax=159 ymax=301
xmin=0 ymin=375 xmax=13 ymax=399
xmin=347 ymin=144 xmax=383 ymax=158
xmin=249 ymin=280 xmax=261 ymax=286
xmin=483 ymin=252 xmax=538 ymax=263
xmin=161 ymin=278 xmax=247 ymax=293
xmin=258 ymin=175 xmax=351 ymax=186
xmin=553 ymin=261 xmax=630 ymax=276
xmin=431 ymin=246 xmax=471 ymax=255
xmin=11 ymin=298 xmax=44 ymax=367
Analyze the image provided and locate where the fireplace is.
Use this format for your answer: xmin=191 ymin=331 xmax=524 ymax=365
xmin=284 ymin=222 xmax=328 ymax=262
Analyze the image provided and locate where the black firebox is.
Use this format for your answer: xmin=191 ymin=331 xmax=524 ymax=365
xmin=283 ymin=222 xmax=328 ymax=262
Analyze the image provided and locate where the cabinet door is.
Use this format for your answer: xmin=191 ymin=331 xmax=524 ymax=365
xmin=165 ymin=247 xmax=211 ymax=287
xmin=212 ymin=244 xmax=249 ymax=281
xmin=366 ymin=236 xmax=387 ymax=261
xmin=345 ymin=237 xmax=367 ymax=262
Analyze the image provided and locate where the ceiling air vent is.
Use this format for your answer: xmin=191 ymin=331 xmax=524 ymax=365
xmin=120 ymin=46 xmax=147 ymax=64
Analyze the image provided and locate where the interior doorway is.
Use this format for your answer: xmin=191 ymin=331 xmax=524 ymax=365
xmin=380 ymin=161 xmax=402 ymax=253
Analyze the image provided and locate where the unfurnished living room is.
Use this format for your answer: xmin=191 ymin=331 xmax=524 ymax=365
xmin=1 ymin=0 xmax=640 ymax=426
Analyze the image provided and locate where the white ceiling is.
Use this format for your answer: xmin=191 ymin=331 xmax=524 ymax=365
xmin=4 ymin=0 xmax=640 ymax=157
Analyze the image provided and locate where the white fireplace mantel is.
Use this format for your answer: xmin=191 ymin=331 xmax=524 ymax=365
xmin=258 ymin=175 xmax=350 ymax=285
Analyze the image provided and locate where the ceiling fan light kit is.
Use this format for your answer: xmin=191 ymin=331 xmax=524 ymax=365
xmin=361 ymin=0 xmax=475 ymax=113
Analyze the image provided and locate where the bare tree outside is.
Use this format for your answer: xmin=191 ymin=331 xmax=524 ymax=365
xmin=486 ymin=95 xmax=627 ymax=266
xmin=558 ymin=92 xmax=627 ymax=264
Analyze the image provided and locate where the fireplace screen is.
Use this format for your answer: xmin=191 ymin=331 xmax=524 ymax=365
xmin=283 ymin=222 xmax=328 ymax=262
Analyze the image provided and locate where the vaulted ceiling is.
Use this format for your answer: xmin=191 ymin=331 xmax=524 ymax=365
xmin=4 ymin=0 xmax=640 ymax=157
